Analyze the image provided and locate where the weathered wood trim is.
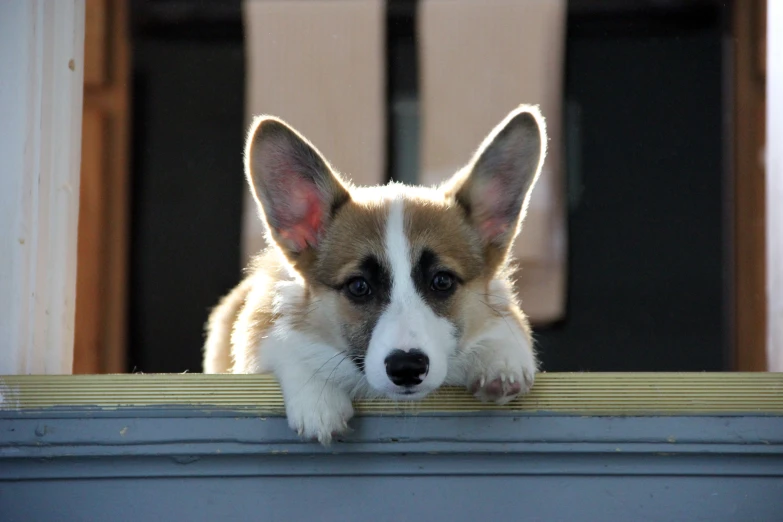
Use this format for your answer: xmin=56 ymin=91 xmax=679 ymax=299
xmin=2 ymin=413 xmax=782 ymax=472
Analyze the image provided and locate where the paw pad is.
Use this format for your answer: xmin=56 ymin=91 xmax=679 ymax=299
xmin=469 ymin=370 xmax=533 ymax=405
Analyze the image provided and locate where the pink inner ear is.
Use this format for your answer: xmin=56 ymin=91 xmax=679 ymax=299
xmin=472 ymin=176 xmax=513 ymax=243
xmin=478 ymin=218 xmax=510 ymax=242
xmin=268 ymin=169 xmax=326 ymax=252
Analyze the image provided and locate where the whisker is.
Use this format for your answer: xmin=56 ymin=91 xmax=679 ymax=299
xmin=464 ymin=288 xmax=515 ymax=306
xmin=477 ymin=299 xmax=527 ymax=352
xmin=317 ymin=354 xmax=351 ymax=406
xmin=478 ymin=298 xmax=504 ymax=318
xmin=299 ymin=298 xmax=323 ymax=319
xmin=296 ymin=350 xmax=348 ymax=395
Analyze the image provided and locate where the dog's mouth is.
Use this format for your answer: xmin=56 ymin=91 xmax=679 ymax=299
xmin=383 ymin=386 xmax=434 ymax=401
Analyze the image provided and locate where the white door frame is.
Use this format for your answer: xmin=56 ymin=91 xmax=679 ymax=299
xmin=0 ymin=1 xmax=85 ymax=374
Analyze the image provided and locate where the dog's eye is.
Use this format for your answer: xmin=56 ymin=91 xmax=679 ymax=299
xmin=431 ymin=272 xmax=454 ymax=293
xmin=346 ymin=277 xmax=371 ymax=298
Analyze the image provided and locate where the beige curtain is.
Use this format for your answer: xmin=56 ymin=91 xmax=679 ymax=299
xmin=419 ymin=0 xmax=568 ymax=324
xmin=241 ymin=0 xmax=387 ymax=263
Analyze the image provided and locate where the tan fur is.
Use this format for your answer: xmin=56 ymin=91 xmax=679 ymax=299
xmin=202 ymin=276 xmax=253 ymax=374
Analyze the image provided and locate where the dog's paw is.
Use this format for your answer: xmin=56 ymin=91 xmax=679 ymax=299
xmin=467 ymin=345 xmax=536 ymax=405
xmin=285 ymin=385 xmax=354 ymax=445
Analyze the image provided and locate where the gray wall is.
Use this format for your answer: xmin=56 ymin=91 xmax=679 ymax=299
xmin=2 ymin=408 xmax=782 ymax=521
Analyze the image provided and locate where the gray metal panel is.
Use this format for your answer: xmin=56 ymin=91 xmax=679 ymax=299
xmin=3 ymin=476 xmax=782 ymax=522
xmin=2 ymin=409 xmax=782 ymax=521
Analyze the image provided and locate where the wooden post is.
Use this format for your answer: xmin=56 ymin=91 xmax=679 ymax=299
xmin=73 ymin=0 xmax=131 ymax=374
xmin=0 ymin=1 xmax=85 ymax=374
xmin=768 ymin=0 xmax=783 ymax=372
xmin=733 ymin=0 xmax=768 ymax=371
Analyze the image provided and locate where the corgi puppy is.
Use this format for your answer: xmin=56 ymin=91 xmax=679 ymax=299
xmin=203 ymin=105 xmax=547 ymax=444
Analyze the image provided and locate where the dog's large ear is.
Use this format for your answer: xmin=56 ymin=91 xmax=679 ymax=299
xmin=244 ymin=116 xmax=350 ymax=256
xmin=445 ymin=105 xmax=546 ymax=252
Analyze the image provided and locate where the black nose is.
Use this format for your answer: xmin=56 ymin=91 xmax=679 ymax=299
xmin=384 ymin=349 xmax=429 ymax=387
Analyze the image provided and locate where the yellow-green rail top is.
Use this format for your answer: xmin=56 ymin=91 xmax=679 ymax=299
xmin=1 ymin=372 xmax=782 ymax=415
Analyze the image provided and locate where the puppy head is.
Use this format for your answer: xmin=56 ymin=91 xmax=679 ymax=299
xmin=245 ymin=106 xmax=546 ymax=399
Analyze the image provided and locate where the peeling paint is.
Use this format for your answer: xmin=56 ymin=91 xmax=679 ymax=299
xmin=171 ymin=455 xmax=200 ymax=465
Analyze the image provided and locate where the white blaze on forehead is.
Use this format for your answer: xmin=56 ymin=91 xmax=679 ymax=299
xmin=385 ymin=197 xmax=417 ymax=316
